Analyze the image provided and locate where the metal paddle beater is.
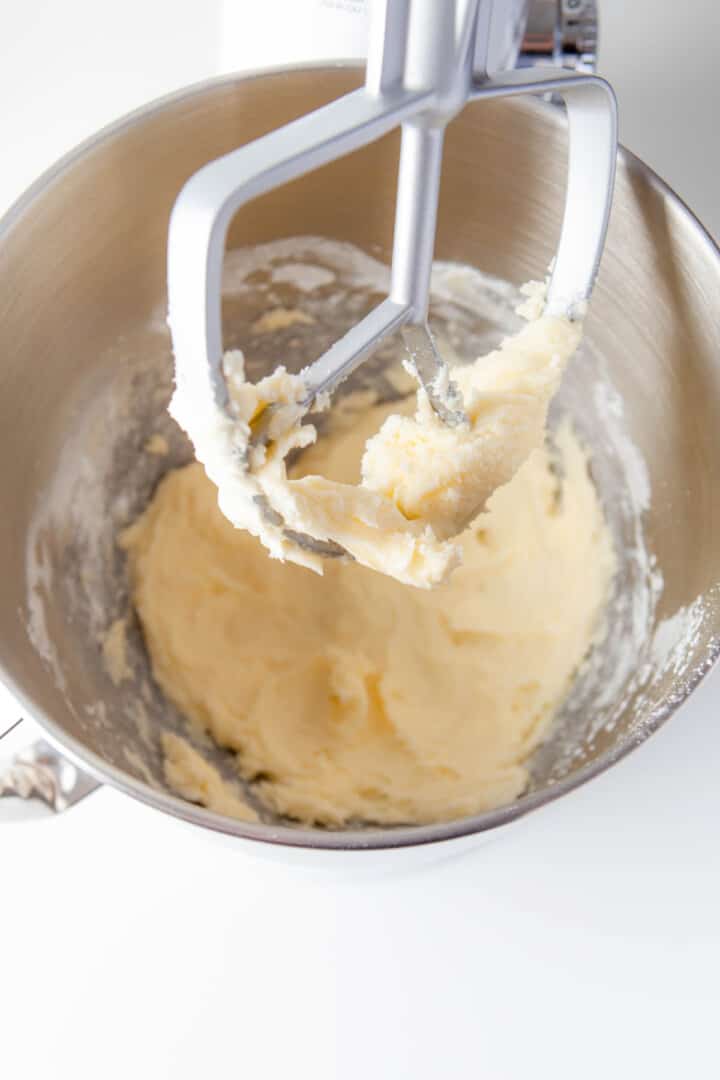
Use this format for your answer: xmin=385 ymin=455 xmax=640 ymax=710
xmin=167 ymin=0 xmax=617 ymax=555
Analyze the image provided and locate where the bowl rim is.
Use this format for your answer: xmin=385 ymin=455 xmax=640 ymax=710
xmin=3 ymin=63 xmax=719 ymax=851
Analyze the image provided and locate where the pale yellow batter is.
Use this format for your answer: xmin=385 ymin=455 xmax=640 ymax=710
xmin=121 ymin=398 xmax=615 ymax=826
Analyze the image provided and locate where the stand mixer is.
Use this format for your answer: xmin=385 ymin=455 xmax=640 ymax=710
xmin=167 ymin=0 xmax=616 ymax=556
xmin=1 ymin=0 xmax=719 ymax=863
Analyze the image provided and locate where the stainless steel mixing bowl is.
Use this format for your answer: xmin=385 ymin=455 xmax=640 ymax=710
xmin=1 ymin=67 xmax=719 ymax=856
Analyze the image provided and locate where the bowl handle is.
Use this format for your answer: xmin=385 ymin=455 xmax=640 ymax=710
xmin=0 ymin=722 xmax=100 ymax=821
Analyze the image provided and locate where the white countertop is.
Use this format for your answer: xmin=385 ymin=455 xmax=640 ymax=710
xmin=1 ymin=3 xmax=719 ymax=1077
xmin=4 ymin=669 xmax=720 ymax=1077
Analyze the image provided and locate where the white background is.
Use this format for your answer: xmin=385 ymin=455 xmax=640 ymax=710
xmin=1 ymin=3 xmax=719 ymax=1077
